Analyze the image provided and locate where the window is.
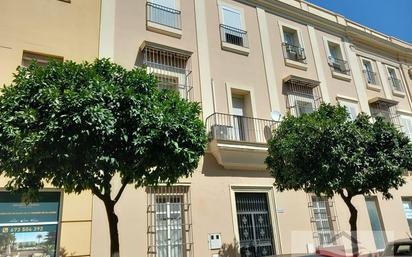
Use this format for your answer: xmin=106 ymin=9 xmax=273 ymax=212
xmin=326 ymin=41 xmax=350 ymax=75
xmin=0 ymin=192 xmax=61 ymax=257
xmin=21 ymin=51 xmax=63 ymax=67
xmin=387 ymin=67 xmax=404 ymax=93
xmin=365 ymin=197 xmax=386 ymax=250
xmin=147 ymin=186 xmax=192 ymax=257
xmin=219 ymin=6 xmax=248 ymax=48
xmin=281 ymin=26 xmax=306 ymax=63
xmin=141 ymin=46 xmax=192 ymax=99
xmin=284 ymin=76 xmax=322 ymax=117
xmin=400 ymin=115 xmax=412 ymax=140
xmin=369 ymin=98 xmax=400 ymax=127
xmin=362 ymin=59 xmax=379 ymax=85
xmin=310 ymin=196 xmax=335 ymax=247
xmin=338 ymin=99 xmax=359 ymax=120
xmin=402 ymin=198 xmax=412 ymax=235
xmin=146 ymin=0 xmax=181 ymax=30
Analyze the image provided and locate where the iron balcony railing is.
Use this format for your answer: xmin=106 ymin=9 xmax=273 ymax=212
xmin=219 ymin=24 xmax=249 ymax=48
xmin=282 ymin=42 xmax=306 ymax=63
xmin=328 ymin=56 xmax=350 ymax=75
xmin=363 ymin=70 xmax=379 ymax=85
xmin=389 ymin=77 xmax=403 ymax=92
xmin=146 ymin=2 xmax=181 ymax=30
xmin=206 ymin=113 xmax=278 ymax=144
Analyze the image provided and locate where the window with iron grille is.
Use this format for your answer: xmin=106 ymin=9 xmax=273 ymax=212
xmin=284 ymin=76 xmax=322 ymax=117
xmin=309 ymin=196 xmax=338 ymax=247
xmin=147 ymin=186 xmax=193 ymax=257
xmin=369 ymin=100 xmax=400 ymax=127
xmin=142 ymin=46 xmax=192 ymax=100
xmin=22 ymin=51 xmax=63 ymax=67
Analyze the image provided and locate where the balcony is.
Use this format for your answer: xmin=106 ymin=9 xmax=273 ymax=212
xmin=388 ymin=77 xmax=405 ymax=96
xmin=282 ymin=43 xmax=307 ymax=70
xmin=219 ymin=24 xmax=249 ymax=55
xmin=328 ymin=56 xmax=351 ymax=81
xmin=206 ymin=113 xmax=278 ymax=170
xmin=146 ymin=2 xmax=182 ymax=38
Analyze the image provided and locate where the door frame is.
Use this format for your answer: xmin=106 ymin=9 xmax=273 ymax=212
xmin=229 ymin=185 xmax=283 ymax=255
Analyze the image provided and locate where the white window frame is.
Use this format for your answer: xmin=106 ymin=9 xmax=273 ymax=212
xmin=149 ymin=0 xmax=180 ymax=10
xmin=218 ymin=1 xmax=246 ymax=31
xmin=360 ymin=57 xmax=381 ymax=90
xmin=385 ymin=65 xmax=405 ymax=96
xmin=278 ymin=21 xmax=305 ymax=48
xmin=323 ymin=36 xmax=351 ymax=81
xmin=337 ymin=97 xmax=360 ymax=121
xmin=311 ymin=196 xmax=335 ymax=247
xmin=229 ymin=185 xmax=282 ymax=256
xmin=399 ymin=113 xmax=412 ymax=140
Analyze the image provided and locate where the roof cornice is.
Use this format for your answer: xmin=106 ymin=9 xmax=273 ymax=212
xmin=237 ymin=0 xmax=412 ymax=61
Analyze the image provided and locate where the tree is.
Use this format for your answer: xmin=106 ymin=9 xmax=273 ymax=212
xmin=266 ymin=104 xmax=412 ymax=256
xmin=0 ymin=59 xmax=207 ymax=257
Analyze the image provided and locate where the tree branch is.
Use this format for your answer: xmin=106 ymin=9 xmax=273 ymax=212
xmin=114 ymin=181 xmax=128 ymax=204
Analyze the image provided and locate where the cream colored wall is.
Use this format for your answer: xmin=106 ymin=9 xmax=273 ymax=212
xmin=265 ymin=13 xmax=320 ymax=113
xmin=0 ymin=0 xmax=100 ymax=86
xmin=204 ymin=0 xmax=271 ymax=119
xmin=92 ymin=0 xmax=412 ymax=257
xmin=112 ymin=0 xmax=202 ymax=105
xmin=314 ymin=30 xmax=359 ymax=105
xmin=0 ymin=1 xmax=100 ymax=256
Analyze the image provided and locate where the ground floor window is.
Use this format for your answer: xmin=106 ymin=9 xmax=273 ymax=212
xmin=235 ymin=192 xmax=275 ymax=257
xmin=309 ymin=196 xmax=336 ymax=247
xmin=0 ymin=191 xmax=61 ymax=257
xmin=365 ymin=197 xmax=386 ymax=250
xmin=147 ymin=186 xmax=192 ymax=257
xmin=402 ymin=197 xmax=412 ymax=235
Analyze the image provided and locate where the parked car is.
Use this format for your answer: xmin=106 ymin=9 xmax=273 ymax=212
xmin=382 ymin=239 xmax=412 ymax=257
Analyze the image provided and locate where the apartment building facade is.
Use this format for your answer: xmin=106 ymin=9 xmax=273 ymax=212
xmin=93 ymin=0 xmax=412 ymax=257
xmin=0 ymin=0 xmax=101 ymax=256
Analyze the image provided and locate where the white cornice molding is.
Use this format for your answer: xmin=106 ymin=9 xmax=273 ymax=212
xmin=236 ymin=0 xmax=412 ymax=60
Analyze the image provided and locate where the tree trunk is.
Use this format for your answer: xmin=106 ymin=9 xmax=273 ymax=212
xmin=103 ymin=199 xmax=120 ymax=257
xmin=340 ymin=193 xmax=359 ymax=257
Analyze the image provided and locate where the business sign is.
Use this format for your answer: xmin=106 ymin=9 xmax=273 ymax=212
xmin=0 ymin=192 xmax=60 ymax=257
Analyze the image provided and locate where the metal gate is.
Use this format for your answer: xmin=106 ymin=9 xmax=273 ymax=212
xmin=235 ymin=192 xmax=275 ymax=257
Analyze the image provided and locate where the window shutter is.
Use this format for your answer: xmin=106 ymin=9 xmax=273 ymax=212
xmin=222 ymin=7 xmax=242 ymax=29
xmin=152 ymin=0 xmax=176 ymax=9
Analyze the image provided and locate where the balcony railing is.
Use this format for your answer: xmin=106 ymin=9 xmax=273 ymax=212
xmin=363 ymin=70 xmax=379 ymax=85
xmin=282 ymin=43 xmax=306 ymax=63
xmin=206 ymin=113 xmax=278 ymax=144
xmin=328 ymin=56 xmax=350 ymax=75
xmin=146 ymin=2 xmax=181 ymax=30
xmin=219 ymin=24 xmax=249 ymax=48
xmin=389 ymin=77 xmax=403 ymax=92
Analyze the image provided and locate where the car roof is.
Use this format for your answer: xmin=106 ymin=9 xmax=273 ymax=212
xmin=388 ymin=238 xmax=412 ymax=245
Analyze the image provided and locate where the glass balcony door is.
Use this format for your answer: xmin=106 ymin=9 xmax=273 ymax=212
xmin=232 ymin=96 xmax=247 ymax=141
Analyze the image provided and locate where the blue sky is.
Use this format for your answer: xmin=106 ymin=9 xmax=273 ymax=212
xmin=306 ymin=0 xmax=412 ymax=43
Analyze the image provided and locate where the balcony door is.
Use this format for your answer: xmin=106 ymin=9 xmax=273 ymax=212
xmin=232 ymin=95 xmax=247 ymax=141
xmin=150 ymin=0 xmax=178 ymax=28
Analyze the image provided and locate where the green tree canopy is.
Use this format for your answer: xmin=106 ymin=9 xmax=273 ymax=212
xmin=266 ymin=104 xmax=412 ymax=255
xmin=0 ymin=59 xmax=207 ymax=257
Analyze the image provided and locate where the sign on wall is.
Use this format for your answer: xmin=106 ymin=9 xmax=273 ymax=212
xmin=0 ymin=192 xmax=61 ymax=257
